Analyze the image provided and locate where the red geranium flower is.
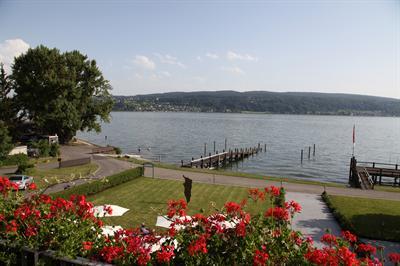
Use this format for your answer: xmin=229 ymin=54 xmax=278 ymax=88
xmin=188 ymin=234 xmax=208 ymax=256
xmin=265 ymin=207 xmax=289 ymax=221
xmin=342 ymin=230 xmax=357 ymax=244
xmin=253 ymin=246 xmax=269 ymax=266
xmin=82 ymin=241 xmax=93 ymax=251
xmin=321 ymin=233 xmax=338 ymax=246
xmin=156 ymin=245 xmax=174 ymax=263
xmin=389 ymin=253 xmax=400 ymax=264
xmin=357 ymin=243 xmax=377 ymax=255
xmin=28 ymin=182 xmax=37 ymax=190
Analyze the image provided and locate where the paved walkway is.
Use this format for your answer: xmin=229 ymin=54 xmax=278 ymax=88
xmin=144 ymin=167 xmax=400 ymax=201
xmin=0 ymin=143 xmax=133 ymax=194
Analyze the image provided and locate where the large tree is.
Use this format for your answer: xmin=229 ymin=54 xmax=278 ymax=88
xmin=0 ymin=63 xmax=18 ymax=132
xmin=12 ymin=46 xmax=113 ymax=143
xmin=0 ymin=121 xmax=13 ymax=160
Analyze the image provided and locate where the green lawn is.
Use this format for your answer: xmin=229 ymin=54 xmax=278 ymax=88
xmin=117 ymin=157 xmax=344 ymax=188
xmin=26 ymin=163 xmax=99 ymax=189
xmin=374 ymin=186 xmax=400 ymax=193
xmin=88 ymin=176 xmax=271 ymax=229
xmin=324 ymin=194 xmax=400 ymax=242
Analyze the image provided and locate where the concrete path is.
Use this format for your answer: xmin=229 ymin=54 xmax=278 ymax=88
xmin=286 ymin=192 xmax=341 ymax=248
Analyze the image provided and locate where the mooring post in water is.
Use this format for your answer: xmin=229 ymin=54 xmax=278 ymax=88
xmin=213 ymin=141 xmax=216 ymax=153
xmin=313 ymin=144 xmax=315 ymax=157
xmin=301 ymin=149 xmax=303 ymax=164
xmin=308 ymin=146 xmax=311 ymax=159
xmin=258 ymin=143 xmax=261 ymax=151
xmin=204 ymin=143 xmax=207 ymax=157
xmin=264 ymin=144 xmax=267 ymax=152
xmin=225 ymin=138 xmax=227 ymax=151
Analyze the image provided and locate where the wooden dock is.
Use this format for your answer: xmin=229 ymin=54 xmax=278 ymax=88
xmin=182 ymin=146 xmax=263 ymax=169
xmin=349 ymin=157 xmax=400 ymax=189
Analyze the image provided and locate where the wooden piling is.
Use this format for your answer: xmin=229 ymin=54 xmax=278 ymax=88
xmin=313 ymin=144 xmax=315 ymax=156
xmin=301 ymin=149 xmax=303 ymax=164
xmin=264 ymin=144 xmax=267 ymax=152
xmin=204 ymin=143 xmax=207 ymax=157
xmin=225 ymin=138 xmax=227 ymax=151
xmin=308 ymin=146 xmax=311 ymax=159
xmin=213 ymin=141 xmax=216 ymax=153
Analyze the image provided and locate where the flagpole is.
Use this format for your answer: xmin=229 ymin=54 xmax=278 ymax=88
xmin=352 ymin=125 xmax=355 ymax=157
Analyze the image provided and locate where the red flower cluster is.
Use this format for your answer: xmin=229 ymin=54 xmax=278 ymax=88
xmin=285 ymin=200 xmax=302 ymax=215
xmin=265 ymin=207 xmax=289 ymax=221
xmin=264 ymin=185 xmax=281 ymax=197
xmin=188 ymin=234 xmax=208 ymax=256
xmin=248 ymin=188 xmax=265 ymax=202
xmin=224 ymin=201 xmax=243 ymax=215
xmin=156 ymin=245 xmax=175 ymax=263
xmin=167 ymin=199 xmax=187 ymax=218
xmin=321 ymin=233 xmax=337 ymax=246
xmin=253 ymin=246 xmax=269 ymax=266
xmin=389 ymin=252 xmax=400 ymax=264
xmin=0 ymin=176 xmax=18 ymax=196
xmin=342 ymin=230 xmax=357 ymax=244
xmin=356 ymin=243 xmax=377 ymax=255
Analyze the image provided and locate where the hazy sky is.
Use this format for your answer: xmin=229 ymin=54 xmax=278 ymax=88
xmin=0 ymin=0 xmax=399 ymax=98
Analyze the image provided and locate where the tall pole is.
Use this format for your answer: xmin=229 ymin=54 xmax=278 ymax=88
xmin=352 ymin=125 xmax=355 ymax=157
xmin=204 ymin=143 xmax=207 ymax=157
xmin=224 ymin=138 xmax=227 ymax=151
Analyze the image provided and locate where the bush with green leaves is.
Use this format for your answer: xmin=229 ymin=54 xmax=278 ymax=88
xmin=49 ymin=143 xmax=60 ymax=157
xmin=0 ymin=154 xmax=28 ymax=167
xmin=51 ymin=167 xmax=143 ymax=199
xmin=29 ymin=140 xmax=60 ymax=158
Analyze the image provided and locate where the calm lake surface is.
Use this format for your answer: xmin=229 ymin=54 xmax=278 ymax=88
xmin=78 ymin=112 xmax=400 ymax=184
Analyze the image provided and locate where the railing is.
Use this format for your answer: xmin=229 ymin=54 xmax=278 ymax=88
xmin=357 ymin=161 xmax=399 ymax=170
xmin=0 ymin=240 xmax=112 ymax=265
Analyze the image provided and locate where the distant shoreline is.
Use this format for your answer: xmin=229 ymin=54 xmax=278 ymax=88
xmin=110 ymin=110 xmax=399 ymax=118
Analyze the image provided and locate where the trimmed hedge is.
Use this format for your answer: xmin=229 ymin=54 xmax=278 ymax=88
xmin=321 ymin=192 xmax=354 ymax=232
xmin=51 ymin=167 xmax=143 ymax=199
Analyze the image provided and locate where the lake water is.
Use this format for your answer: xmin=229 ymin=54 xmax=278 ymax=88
xmin=78 ymin=112 xmax=400 ymax=184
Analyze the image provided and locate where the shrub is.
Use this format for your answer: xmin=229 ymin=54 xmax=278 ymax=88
xmin=49 ymin=143 xmax=60 ymax=157
xmin=114 ymin=146 xmax=122 ymax=155
xmin=0 ymin=154 xmax=29 ymax=167
xmin=29 ymin=140 xmax=52 ymax=157
xmin=51 ymin=167 xmax=143 ymax=199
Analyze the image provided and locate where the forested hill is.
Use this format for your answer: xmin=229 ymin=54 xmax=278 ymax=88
xmin=112 ymin=91 xmax=400 ymax=116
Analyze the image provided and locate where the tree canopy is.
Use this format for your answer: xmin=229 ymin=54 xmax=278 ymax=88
xmin=0 ymin=121 xmax=13 ymax=160
xmin=12 ymin=45 xmax=113 ymax=143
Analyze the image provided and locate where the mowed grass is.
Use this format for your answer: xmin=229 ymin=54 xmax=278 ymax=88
xmin=117 ymin=157 xmax=344 ymax=188
xmin=327 ymin=195 xmax=400 ymax=241
xmin=26 ymin=163 xmax=99 ymax=189
xmin=88 ymin=177 xmax=271 ymax=229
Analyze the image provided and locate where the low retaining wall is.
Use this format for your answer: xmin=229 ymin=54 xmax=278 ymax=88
xmin=92 ymin=146 xmax=115 ymax=154
xmin=59 ymin=157 xmax=91 ymax=168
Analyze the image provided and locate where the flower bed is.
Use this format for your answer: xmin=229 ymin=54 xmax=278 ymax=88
xmin=1 ymin=176 xmax=399 ymax=265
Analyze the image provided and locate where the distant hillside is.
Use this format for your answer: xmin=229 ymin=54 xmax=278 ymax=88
xmin=112 ymin=91 xmax=400 ymax=116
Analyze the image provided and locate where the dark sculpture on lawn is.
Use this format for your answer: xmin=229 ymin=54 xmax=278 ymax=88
xmin=183 ymin=175 xmax=192 ymax=203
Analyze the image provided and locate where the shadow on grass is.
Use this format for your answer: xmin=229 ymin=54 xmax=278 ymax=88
xmin=350 ymin=214 xmax=400 ymax=242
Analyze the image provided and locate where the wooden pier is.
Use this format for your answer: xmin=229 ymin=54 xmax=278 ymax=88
xmin=182 ymin=146 xmax=263 ymax=169
xmin=349 ymin=157 xmax=400 ymax=189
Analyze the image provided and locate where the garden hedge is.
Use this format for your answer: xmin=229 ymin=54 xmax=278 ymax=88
xmin=321 ymin=192 xmax=354 ymax=232
xmin=51 ymin=166 xmax=143 ymax=199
